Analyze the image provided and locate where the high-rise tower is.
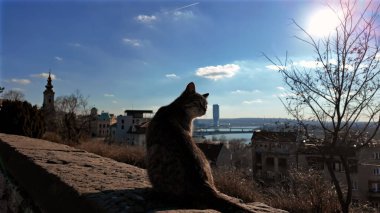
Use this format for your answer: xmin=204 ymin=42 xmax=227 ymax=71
xmin=42 ymin=72 xmax=55 ymax=113
xmin=213 ymin=104 xmax=219 ymax=127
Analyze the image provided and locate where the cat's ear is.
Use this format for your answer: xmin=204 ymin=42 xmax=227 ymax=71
xmin=185 ymin=82 xmax=196 ymax=94
xmin=203 ymin=93 xmax=209 ymax=98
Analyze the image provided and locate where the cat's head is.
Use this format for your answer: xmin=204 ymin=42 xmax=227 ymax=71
xmin=178 ymin=82 xmax=209 ymax=118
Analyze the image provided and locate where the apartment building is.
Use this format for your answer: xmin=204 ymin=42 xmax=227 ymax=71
xmin=110 ymin=110 xmax=153 ymax=146
xmin=251 ymin=130 xmax=380 ymax=206
xmin=89 ymin=107 xmax=116 ymax=137
xmin=251 ymin=131 xmax=299 ymax=180
xmin=356 ymin=144 xmax=380 ymax=206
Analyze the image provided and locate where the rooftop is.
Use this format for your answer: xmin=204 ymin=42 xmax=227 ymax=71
xmin=252 ymin=131 xmax=297 ymax=143
xmin=124 ymin=110 xmax=153 ymax=118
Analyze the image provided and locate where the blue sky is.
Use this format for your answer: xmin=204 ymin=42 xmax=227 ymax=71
xmin=2 ymin=0 xmax=338 ymax=118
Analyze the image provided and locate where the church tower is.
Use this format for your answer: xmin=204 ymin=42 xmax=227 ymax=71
xmin=42 ymin=72 xmax=55 ymax=113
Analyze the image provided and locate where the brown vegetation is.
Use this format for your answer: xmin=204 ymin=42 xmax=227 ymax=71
xmin=74 ymin=139 xmax=146 ymax=168
xmin=262 ymin=169 xmax=340 ymax=212
xmin=213 ymin=168 xmax=258 ymax=202
xmin=213 ymin=168 xmax=347 ymax=213
xmin=42 ymin=132 xmax=146 ymax=168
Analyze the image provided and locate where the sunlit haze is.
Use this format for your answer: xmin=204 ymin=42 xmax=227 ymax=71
xmin=307 ymin=8 xmax=341 ymax=38
xmin=2 ymin=0 xmax=337 ymax=118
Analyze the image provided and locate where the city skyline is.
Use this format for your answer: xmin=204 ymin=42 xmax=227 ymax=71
xmin=2 ymin=0 xmax=352 ymax=118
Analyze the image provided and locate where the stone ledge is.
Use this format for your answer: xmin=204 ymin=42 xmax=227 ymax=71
xmin=0 ymin=133 xmax=286 ymax=213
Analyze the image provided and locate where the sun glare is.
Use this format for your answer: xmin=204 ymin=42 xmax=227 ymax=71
xmin=307 ymin=8 xmax=341 ymax=38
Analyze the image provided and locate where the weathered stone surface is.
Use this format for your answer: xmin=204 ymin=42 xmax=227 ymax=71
xmin=0 ymin=133 xmax=286 ymax=213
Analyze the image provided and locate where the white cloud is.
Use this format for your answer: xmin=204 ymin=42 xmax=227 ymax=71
xmin=196 ymin=64 xmax=240 ymax=81
xmin=231 ymin=89 xmax=261 ymax=94
xmin=123 ymin=38 xmax=141 ymax=47
xmin=104 ymin=93 xmax=115 ymax=97
xmin=112 ymin=100 xmax=118 ymax=104
xmin=11 ymin=78 xmax=31 ymax=85
xmin=55 ymin=56 xmax=63 ymax=61
xmin=266 ymin=60 xmax=329 ymax=71
xmin=173 ymin=10 xmax=194 ymax=20
xmin=11 ymin=88 xmax=24 ymax=91
xmin=276 ymin=93 xmax=296 ymax=98
xmin=171 ymin=2 xmax=198 ymax=20
xmin=293 ymin=60 xmax=323 ymax=69
xmin=165 ymin=73 xmax=180 ymax=79
xmin=135 ymin=15 xmax=157 ymax=24
xmin=276 ymin=86 xmax=285 ymax=91
xmin=242 ymin=99 xmax=263 ymax=104
xmin=266 ymin=65 xmax=286 ymax=71
xmin=31 ymin=72 xmax=57 ymax=80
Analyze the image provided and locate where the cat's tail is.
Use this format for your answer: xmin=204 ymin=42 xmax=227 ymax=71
xmin=206 ymin=191 xmax=255 ymax=213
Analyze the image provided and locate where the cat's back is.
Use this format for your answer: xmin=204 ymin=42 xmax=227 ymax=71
xmin=146 ymin=105 xmax=179 ymax=147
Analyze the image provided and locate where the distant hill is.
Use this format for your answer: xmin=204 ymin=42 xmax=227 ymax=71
xmin=194 ymin=118 xmax=296 ymax=128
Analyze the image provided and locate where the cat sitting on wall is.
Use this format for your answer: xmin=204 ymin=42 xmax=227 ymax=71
xmin=146 ymin=82 xmax=253 ymax=212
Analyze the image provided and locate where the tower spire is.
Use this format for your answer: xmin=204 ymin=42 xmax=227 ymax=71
xmin=45 ymin=70 xmax=53 ymax=90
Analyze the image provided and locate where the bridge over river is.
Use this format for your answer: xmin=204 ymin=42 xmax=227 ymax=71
xmin=193 ymin=127 xmax=260 ymax=137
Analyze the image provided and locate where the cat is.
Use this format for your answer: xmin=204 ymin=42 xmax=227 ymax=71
xmin=146 ymin=82 xmax=253 ymax=212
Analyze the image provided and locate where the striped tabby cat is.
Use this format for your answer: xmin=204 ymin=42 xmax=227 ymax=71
xmin=146 ymin=82 xmax=252 ymax=212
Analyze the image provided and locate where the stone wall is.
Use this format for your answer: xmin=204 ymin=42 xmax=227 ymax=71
xmin=0 ymin=168 xmax=38 ymax=213
xmin=0 ymin=133 xmax=286 ymax=213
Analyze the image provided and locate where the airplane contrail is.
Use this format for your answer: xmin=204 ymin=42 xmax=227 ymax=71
xmin=174 ymin=2 xmax=200 ymax=11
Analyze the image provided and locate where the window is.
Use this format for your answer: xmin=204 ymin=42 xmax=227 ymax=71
xmin=374 ymin=152 xmax=380 ymax=160
xmin=370 ymin=182 xmax=380 ymax=192
xmin=352 ymin=180 xmax=358 ymax=191
xmin=374 ymin=168 xmax=380 ymax=175
xmin=278 ymin=158 xmax=287 ymax=169
xmin=333 ymin=162 xmax=344 ymax=172
xmin=99 ymin=124 xmax=102 ymax=128
xmin=121 ymin=119 xmax=124 ymax=124
xmin=266 ymin=157 xmax=274 ymax=169
xmin=121 ymin=125 xmax=124 ymax=130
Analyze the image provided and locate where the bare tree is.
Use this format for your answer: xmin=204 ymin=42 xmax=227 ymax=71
xmin=266 ymin=1 xmax=380 ymax=212
xmin=2 ymin=90 xmax=25 ymax=101
xmin=55 ymin=90 xmax=91 ymax=143
xmin=0 ymin=87 xmax=4 ymax=94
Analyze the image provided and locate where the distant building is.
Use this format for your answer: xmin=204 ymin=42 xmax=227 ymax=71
xmin=251 ymin=131 xmax=300 ymax=180
xmin=217 ymin=141 xmax=252 ymax=170
xmin=111 ymin=110 xmax=153 ymax=146
xmin=251 ymin=130 xmax=380 ymax=208
xmin=42 ymin=72 xmax=56 ymax=131
xmin=90 ymin=107 xmax=116 ymax=138
xmin=213 ymin=104 xmax=219 ymax=127
xmin=42 ymin=72 xmax=55 ymax=113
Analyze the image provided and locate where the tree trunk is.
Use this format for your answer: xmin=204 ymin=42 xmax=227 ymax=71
xmin=326 ymin=156 xmax=348 ymax=213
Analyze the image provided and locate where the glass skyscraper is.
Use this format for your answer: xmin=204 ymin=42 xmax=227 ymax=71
xmin=213 ymin=104 xmax=219 ymax=127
